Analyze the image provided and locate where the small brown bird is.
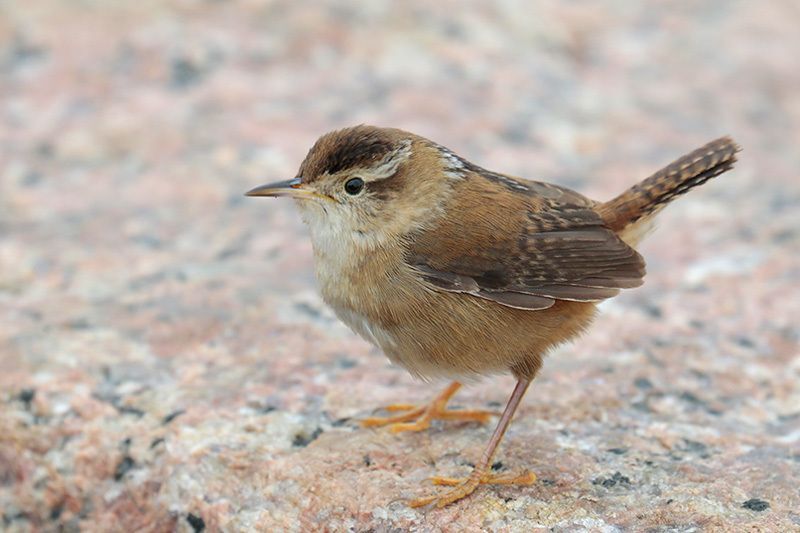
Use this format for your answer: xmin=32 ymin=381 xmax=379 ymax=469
xmin=246 ymin=126 xmax=739 ymax=508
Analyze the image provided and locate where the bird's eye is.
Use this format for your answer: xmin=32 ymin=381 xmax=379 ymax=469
xmin=344 ymin=177 xmax=365 ymax=195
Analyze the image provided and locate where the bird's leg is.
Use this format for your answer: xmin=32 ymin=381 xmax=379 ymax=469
xmin=361 ymin=381 xmax=497 ymax=433
xmin=409 ymin=378 xmax=536 ymax=508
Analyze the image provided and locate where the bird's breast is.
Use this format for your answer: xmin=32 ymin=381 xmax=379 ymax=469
xmin=310 ymin=230 xmax=415 ymax=327
xmin=313 ymin=239 xmax=413 ymax=359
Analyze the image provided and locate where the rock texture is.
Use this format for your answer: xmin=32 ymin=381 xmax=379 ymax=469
xmin=1 ymin=1 xmax=799 ymax=531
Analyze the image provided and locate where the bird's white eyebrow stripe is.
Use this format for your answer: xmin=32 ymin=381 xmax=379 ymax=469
xmin=368 ymin=139 xmax=413 ymax=180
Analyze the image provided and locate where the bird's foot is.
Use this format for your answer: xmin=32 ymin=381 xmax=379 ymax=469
xmin=361 ymin=402 xmax=496 ymax=433
xmin=409 ymin=470 xmax=537 ymax=508
xmin=361 ymin=381 xmax=496 ymax=433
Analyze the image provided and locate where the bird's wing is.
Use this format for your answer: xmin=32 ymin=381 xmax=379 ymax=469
xmin=406 ymin=172 xmax=646 ymax=310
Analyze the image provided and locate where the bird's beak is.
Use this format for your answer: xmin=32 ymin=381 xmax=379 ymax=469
xmin=244 ymin=177 xmax=320 ymax=200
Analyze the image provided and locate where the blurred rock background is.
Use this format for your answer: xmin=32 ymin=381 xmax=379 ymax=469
xmin=1 ymin=1 xmax=798 ymax=531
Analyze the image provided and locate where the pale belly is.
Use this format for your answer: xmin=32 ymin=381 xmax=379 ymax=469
xmin=310 ymin=234 xmax=597 ymax=381
xmin=327 ymin=294 xmax=526 ymax=381
xmin=324 ymin=283 xmax=598 ymax=382
xmin=333 ymin=306 xmax=398 ymax=352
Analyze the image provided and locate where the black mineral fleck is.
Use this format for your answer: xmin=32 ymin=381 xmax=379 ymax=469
xmin=742 ymin=498 xmax=769 ymax=512
xmin=186 ymin=513 xmax=205 ymax=532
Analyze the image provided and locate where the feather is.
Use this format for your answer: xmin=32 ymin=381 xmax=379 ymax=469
xmin=406 ymin=167 xmax=646 ymax=310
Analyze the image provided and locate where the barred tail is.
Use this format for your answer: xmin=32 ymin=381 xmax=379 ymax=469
xmin=599 ymin=137 xmax=740 ymax=242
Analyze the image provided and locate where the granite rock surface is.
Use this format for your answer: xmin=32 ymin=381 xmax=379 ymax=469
xmin=1 ymin=1 xmax=799 ymax=531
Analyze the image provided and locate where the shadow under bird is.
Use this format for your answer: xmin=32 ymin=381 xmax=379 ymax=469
xmin=246 ymin=125 xmax=740 ymax=508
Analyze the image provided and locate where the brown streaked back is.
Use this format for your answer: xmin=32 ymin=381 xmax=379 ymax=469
xmin=406 ymin=169 xmax=646 ymax=310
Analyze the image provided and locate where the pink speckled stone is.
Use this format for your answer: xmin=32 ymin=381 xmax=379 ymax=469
xmin=1 ymin=1 xmax=798 ymax=531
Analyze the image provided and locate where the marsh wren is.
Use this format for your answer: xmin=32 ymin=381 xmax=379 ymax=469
xmin=246 ymin=125 xmax=739 ymax=508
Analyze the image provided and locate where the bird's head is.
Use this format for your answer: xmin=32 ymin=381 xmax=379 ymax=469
xmin=246 ymin=125 xmax=462 ymax=249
